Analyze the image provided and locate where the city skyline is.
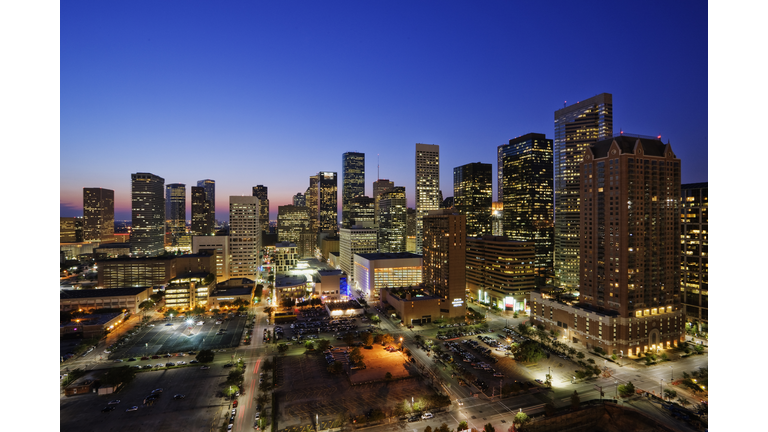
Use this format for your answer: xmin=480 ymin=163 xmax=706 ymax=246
xmin=60 ymin=2 xmax=707 ymax=223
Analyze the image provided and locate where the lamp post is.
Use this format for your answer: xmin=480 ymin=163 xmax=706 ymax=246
xmin=614 ymin=380 xmax=618 ymax=402
xmin=669 ymin=365 xmax=673 ymax=381
xmin=660 ymin=379 xmax=664 ymax=399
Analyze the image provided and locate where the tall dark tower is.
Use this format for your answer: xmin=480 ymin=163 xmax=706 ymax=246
xmin=317 ymin=172 xmax=338 ymax=233
xmin=252 ymin=185 xmax=270 ymax=234
xmin=378 ymin=186 xmax=407 ymax=253
xmin=131 ymin=172 xmax=165 ymax=257
xmin=83 ymin=187 xmax=114 ymax=242
xmin=453 ymin=162 xmax=492 ymax=237
xmin=501 ymin=133 xmax=554 ymax=283
xmin=415 ymin=143 xmax=440 ymax=253
xmin=165 ymin=183 xmax=186 ymax=246
xmin=554 ymin=93 xmax=613 ymax=289
xmin=196 ymin=179 xmax=216 ymax=226
xmin=191 ymin=186 xmax=213 ymax=235
xmin=342 ymin=152 xmax=365 ymax=229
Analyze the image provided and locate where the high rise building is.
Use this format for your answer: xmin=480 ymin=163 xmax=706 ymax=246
xmin=317 ymin=172 xmax=338 ymax=233
xmin=60 ymin=217 xmax=84 ymax=243
xmin=554 ymin=94 xmax=613 ymax=290
xmin=252 ymin=185 xmax=270 ymax=234
xmin=422 ymin=209 xmax=466 ymax=318
xmin=131 ymin=172 xmax=165 ymax=257
xmin=466 ymin=236 xmax=536 ymax=311
xmin=191 ymin=186 xmax=214 ymax=235
xmin=501 ymin=133 xmax=554 ymax=283
xmin=192 ymin=235 xmax=229 ymax=283
xmin=166 ymin=183 xmax=186 ymax=247
xmin=378 ymin=186 xmax=407 ymax=253
xmin=373 ymin=179 xmax=394 ymax=227
xmin=293 ymin=192 xmax=306 ymax=207
xmin=307 ymin=175 xmax=319 ymax=234
xmin=342 ymin=152 xmax=365 ymax=229
xmin=339 ymin=227 xmax=378 ymax=286
xmin=83 ymin=188 xmax=114 ymax=242
xmin=277 ymin=205 xmax=313 ymax=258
xmin=415 ymin=143 xmax=440 ymax=253
xmin=197 ymin=179 xmax=216 ymax=225
xmin=347 ymin=196 xmax=375 ymax=228
xmin=406 ymin=207 xmax=417 ymax=252
xmin=453 ymin=162 xmax=492 ymax=237
xmin=229 ymin=196 xmax=261 ymax=279
xmin=680 ymin=183 xmax=708 ymax=335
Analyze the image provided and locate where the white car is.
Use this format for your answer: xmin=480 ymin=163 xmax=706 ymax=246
xmin=255 ymin=413 xmax=260 ymax=420
xmin=421 ymin=413 xmax=434 ymax=420
xmin=108 ymin=400 xmax=121 ymax=405
xmin=125 ymin=406 xmax=138 ymax=412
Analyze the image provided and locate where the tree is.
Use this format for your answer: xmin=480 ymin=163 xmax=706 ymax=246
xmin=483 ymin=423 xmax=495 ymax=432
xmin=458 ymin=421 xmax=468 ymax=431
xmin=139 ymin=299 xmax=155 ymax=317
xmin=363 ymin=333 xmax=374 ymax=347
xmin=343 ymin=333 xmax=355 ymax=346
xmin=164 ymin=307 xmax=178 ymax=318
xmin=677 ymin=397 xmax=689 ymax=406
xmin=425 ymin=426 xmax=432 ymax=432
xmin=576 ymin=352 xmax=585 ymax=360
xmin=544 ymin=402 xmax=555 ymax=417
xmin=512 ymin=340 xmax=545 ymax=363
xmin=350 ymin=347 xmax=365 ymax=366
xmin=381 ymin=334 xmax=395 ymax=346
xmin=277 ymin=343 xmax=289 ymax=354
xmin=317 ymin=339 xmax=331 ymax=351
xmin=568 ymin=347 xmax=577 ymax=356
xmin=438 ymin=423 xmax=451 ymax=432
xmin=513 ymin=412 xmax=530 ymax=428
xmin=196 ymin=349 xmax=215 ymax=363
xmin=571 ymin=391 xmax=580 ymax=410
xmin=618 ymin=381 xmax=635 ymax=397
xmin=327 ymin=361 xmax=344 ymax=375
xmin=664 ymin=389 xmax=677 ymax=400
xmin=305 ymin=341 xmax=315 ymax=350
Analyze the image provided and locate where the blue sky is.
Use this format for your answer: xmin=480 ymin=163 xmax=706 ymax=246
xmin=60 ymin=1 xmax=708 ymax=221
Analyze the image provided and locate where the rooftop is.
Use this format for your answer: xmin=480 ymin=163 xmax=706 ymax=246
xmin=590 ymin=135 xmax=670 ymax=159
xmin=60 ymin=287 xmax=150 ymax=299
xmin=355 ymin=252 xmax=422 ymax=261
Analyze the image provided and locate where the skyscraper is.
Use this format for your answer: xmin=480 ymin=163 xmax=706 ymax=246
xmin=83 ymin=187 xmax=114 ymax=242
xmin=378 ymin=186 xmax=407 ymax=253
xmin=197 ymin=179 xmax=216 ymax=226
xmin=307 ymin=175 xmax=319 ymax=234
xmin=680 ymin=182 xmax=708 ymax=335
xmin=453 ymin=162 xmax=492 ymax=237
xmin=229 ymin=196 xmax=261 ymax=279
xmin=422 ymin=209 xmax=466 ymax=318
xmin=277 ymin=205 xmax=313 ymax=258
xmin=342 ymin=152 xmax=365 ymax=229
xmin=191 ymin=186 xmax=213 ymax=235
xmin=373 ymin=179 xmax=394 ymax=227
xmin=293 ymin=192 xmax=306 ymax=207
xmin=347 ymin=196 xmax=375 ymax=228
xmin=131 ymin=172 xmax=165 ymax=257
xmin=501 ymin=133 xmax=554 ymax=282
xmin=166 ymin=183 xmax=186 ymax=247
xmin=554 ymin=93 xmax=613 ymax=289
xmin=317 ymin=172 xmax=338 ymax=233
xmin=415 ymin=143 xmax=440 ymax=253
xmin=252 ymin=185 xmax=270 ymax=234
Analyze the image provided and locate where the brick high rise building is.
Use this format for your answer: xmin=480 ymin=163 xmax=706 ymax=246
xmin=415 ymin=144 xmax=440 ymax=253
xmin=422 ymin=209 xmax=466 ymax=318
xmin=83 ymin=188 xmax=114 ymax=242
xmin=680 ymin=182 xmax=708 ymax=335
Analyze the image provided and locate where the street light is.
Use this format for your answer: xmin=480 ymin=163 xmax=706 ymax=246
xmin=660 ymin=379 xmax=664 ymax=399
xmin=669 ymin=365 xmax=673 ymax=381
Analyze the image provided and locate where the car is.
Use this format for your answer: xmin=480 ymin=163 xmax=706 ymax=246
xmin=166 ymin=362 xmax=175 ymax=367
xmin=235 ymin=391 xmax=240 ymax=397
xmin=223 ymin=363 xmax=234 ymax=368
xmin=143 ymin=365 xmax=152 ymax=369
xmin=232 ymin=409 xmax=237 ymax=415
xmin=128 ymin=358 xmax=137 ymax=361
xmin=174 ymin=394 xmax=185 ymax=399
xmin=408 ymin=416 xmax=420 ymax=422
xmin=190 ymin=360 xmax=199 ymax=364
xmin=151 ymin=388 xmax=163 ymax=394
xmin=456 ymin=400 xmax=464 ymax=406
xmin=255 ymin=413 xmax=260 ymax=420
xmin=200 ymin=365 xmax=210 ymax=370
xmin=125 ymin=406 xmax=138 ymax=412
xmin=113 ymin=359 xmax=123 ymax=362
xmin=151 ymin=355 xmax=160 ymax=359
xmin=107 ymin=399 xmax=121 ymax=405
xmin=165 ymin=323 xmax=173 ymax=326
xmin=421 ymin=413 xmax=434 ymax=420
xmin=227 ymin=425 xmax=233 ymax=431
xmin=141 ymin=356 xmax=149 ymax=360
xmin=101 ymin=406 xmax=116 ymax=412
xmin=148 ymin=324 xmax=155 ymax=327
xmin=176 ymin=361 xmax=186 ymax=365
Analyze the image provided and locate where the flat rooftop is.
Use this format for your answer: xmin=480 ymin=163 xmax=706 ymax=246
xmin=60 ymin=287 xmax=150 ymax=299
xmin=356 ymin=252 xmax=422 ymax=261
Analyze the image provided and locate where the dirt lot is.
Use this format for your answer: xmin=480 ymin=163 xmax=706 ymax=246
xmin=60 ymin=365 xmax=232 ymax=432
xmin=348 ymin=347 xmax=416 ymax=384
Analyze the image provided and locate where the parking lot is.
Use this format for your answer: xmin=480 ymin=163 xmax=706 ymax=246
xmin=108 ymin=315 xmax=249 ymax=359
xmin=60 ymin=365 xmax=230 ymax=432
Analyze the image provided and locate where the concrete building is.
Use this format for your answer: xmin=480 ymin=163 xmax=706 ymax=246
xmin=553 ymin=94 xmax=613 ymax=289
xmin=209 ymin=278 xmax=256 ymax=309
xmin=94 ymin=243 xmax=131 ymax=259
xmin=353 ymin=252 xmax=422 ymax=300
xmin=192 ymin=235 xmax=229 ymax=283
xmin=316 ymin=269 xmax=348 ymax=300
xmin=229 ymin=196 xmax=261 ymax=280
xmin=306 ymin=174 xmax=319 ymax=234
xmin=342 ymin=152 xmax=365 ymax=229
xmin=422 ymin=209 xmax=466 ymax=318
xmin=131 ymin=172 xmax=165 ymax=257
xmin=274 ymin=241 xmax=298 ymax=273
xmin=453 ymin=162 xmax=493 ymax=237
xmin=415 ymin=144 xmax=440 ymax=253
xmin=680 ymin=182 xmax=708 ymax=334
xmin=60 ymin=287 xmax=153 ymax=314
xmin=319 ymin=234 xmax=339 ymax=261
xmin=339 ymin=227 xmax=378 ymax=286
xmin=164 ymin=272 xmax=215 ymax=309
xmin=83 ymin=188 xmax=115 ymax=242
xmin=166 ymin=183 xmax=186 ymax=247
xmin=466 ymin=236 xmax=535 ymax=312
xmin=373 ymin=178 xmax=394 ymax=227
xmin=293 ymin=192 xmax=305 ymax=207
xmin=277 ymin=205 xmax=313 ymax=258
xmin=378 ymin=187 xmax=407 ymax=253
xmin=347 ymin=196 xmax=375 ymax=228
xmin=380 ymin=287 xmax=443 ymax=325
xmin=61 ymin=242 xmax=98 ymax=260
xmin=252 ymin=185 xmax=270 ymax=234
xmin=531 ymin=135 xmax=684 ymax=356
xmin=97 ymin=254 xmax=215 ymax=289
xmin=60 ymin=217 xmax=84 ymax=243
xmin=196 ymin=179 xmax=216 ymax=228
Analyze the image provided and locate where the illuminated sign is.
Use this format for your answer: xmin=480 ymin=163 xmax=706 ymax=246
xmin=452 ymin=298 xmax=463 ymax=307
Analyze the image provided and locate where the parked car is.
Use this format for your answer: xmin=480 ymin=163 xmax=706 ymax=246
xmin=107 ymin=400 xmax=121 ymax=405
xmin=421 ymin=413 xmax=434 ymax=420
xmin=125 ymin=406 xmax=138 ymax=412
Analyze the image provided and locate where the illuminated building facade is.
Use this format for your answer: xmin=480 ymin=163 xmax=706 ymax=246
xmin=378 ymin=186 xmax=407 ymax=253
xmin=339 ymin=227 xmax=378 ymax=286
xmin=453 ymin=162 xmax=492 ymax=237
xmin=554 ymin=94 xmax=612 ymax=289
xmin=348 ymin=196 xmax=375 ymax=228
xmin=274 ymin=241 xmax=298 ymax=273
xmin=342 ymin=152 xmax=365 ymax=229
xmin=252 ymin=185 xmax=270 ymax=234
xmin=192 ymin=235 xmax=229 ymax=283
xmin=196 ymin=179 xmax=216 ymax=226
xmin=131 ymin=172 xmax=165 ymax=257
xmin=83 ymin=188 xmax=114 ymax=242
xmin=680 ymin=182 xmax=707 ymax=334
xmin=166 ymin=183 xmax=186 ymax=247
xmin=229 ymin=196 xmax=261 ymax=279
xmin=415 ymin=143 xmax=440 ymax=253
xmin=501 ymin=133 xmax=553 ymax=282
xmin=422 ymin=209 xmax=466 ymax=318
xmin=293 ymin=192 xmax=305 ymax=207
xmin=306 ymin=175 xmax=319 ymax=234
xmin=354 ymin=252 xmax=422 ymax=300
xmin=466 ymin=235 xmax=535 ymax=312
xmin=317 ymin=172 xmax=338 ymax=233
xmin=191 ymin=186 xmax=214 ymax=235
xmin=165 ymin=273 xmax=214 ymax=309
xmin=60 ymin=217 xmax=84 ymax=243
xmin=373 ymin=178 xmax=394 ymax=227
xmin=277 ymin=205 xmax=313 ymax=258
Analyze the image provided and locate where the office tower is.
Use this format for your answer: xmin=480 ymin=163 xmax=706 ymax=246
xmin=293 ymin=192 xmax=306 ymax=207
xmin=165 ymin=183 xmax=186 ymax=247
xmin=229 ymin=196 xmax=261 ymax=279
xmin=131 ymin=172 xmax=165 ymax=257
xmin=453 ymin=162 xmax=492 ymax=237
xmin=339 ymin=227 xmax=378 ymax=285
xmin=307 ymin=175 xmax=319 ymax=234
xmin=373 ymin=179 xmax=394 ymax=227
xmin=60 ymin=217 xmax=84 ymax=243
xmin=347 ymin=196 xmax=375 ymax=228
xmin=192 ymin=235 xmax=229 ymax=282
xmin=191 ymin=186 xmax=213 ymax=235
xmin=277 ymin=205 xmax=313 ymax=258
xmin=422 ymin=209 xmax=466 ymax=318
xmin=554 ymin=93 xmax=613 ymax=290
xmin=197 ymin=179 xmax=216 ymax=225
xmin=317 ymin=172 xmax=338 ymax=233
xmin=441 ymin=196 xmax=454 ymax=209
xmin=501 ymin=133 xmax=554 ymax=283
xmin=252 ymin=185 xmax=270 ymax=234
xmin=378 ymin=186 xmax=407 ymax=253
xmin=406 ymin=208 xmax=417 ymax=252
xmin=342 ymin=152 xmax=365 ymax=229
xmin=83 ymin=188 xmax=115 ymax=242
xmin=491 ymin=202 xmax=504 ymax=236
xmin=466 ymin=236 xmax=536 ymax=311
xmin=415 ymin=143 xmax=440 ymax=253
xmin=680 ymin=183 xmax=708 ymax=335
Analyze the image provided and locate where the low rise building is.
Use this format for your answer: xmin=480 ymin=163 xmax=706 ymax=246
xmin=60 ymin=311 xmax=126 ymax=339
xmin=353 ymin=252 xmax=422 ymax=300
xmin=380 ymin=287 xmax=443 ymax=325
xmin=165 ymin=272 xmax=215 ymax=310
xmin=59 ymin=287 xmax=153 ymax=314
xmin=208 ymin=278 xmax=256 ymax=309
xmin=324 ymin=299 xmax=365 ymax=317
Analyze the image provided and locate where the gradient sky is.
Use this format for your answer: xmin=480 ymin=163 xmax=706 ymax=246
xmin=60 ymin=1 xmax=708 ymax=222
